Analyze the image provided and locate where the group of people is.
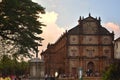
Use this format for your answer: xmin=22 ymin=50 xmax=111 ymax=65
xmin=0 ymin=75 xmax=21 ymax=80
xmin=0 ymin=76 xmax=11 ymax=80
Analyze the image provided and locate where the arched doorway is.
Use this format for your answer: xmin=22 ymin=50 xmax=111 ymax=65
xmin=86 ymin=61 xmax=94 ymax=76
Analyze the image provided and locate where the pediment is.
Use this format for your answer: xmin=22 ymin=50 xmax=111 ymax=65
xmin=85 ymin=17 xmax=95 ymax=21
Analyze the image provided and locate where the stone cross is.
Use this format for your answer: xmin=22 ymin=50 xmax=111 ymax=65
xmin=36 ymin=46 xmax=39 ymax=58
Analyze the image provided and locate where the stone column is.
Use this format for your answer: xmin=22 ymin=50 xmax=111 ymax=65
xmin=29 ymin=58 xmax=45 ymax=80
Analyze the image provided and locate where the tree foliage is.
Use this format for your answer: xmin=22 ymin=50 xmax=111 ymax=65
xmin=0 ymin=55 xmax=29 ymax=76
xmin=102 ymin=61 xmax=120 ymax=80
xmin=0 ymin=0 xmax=45 ymax=58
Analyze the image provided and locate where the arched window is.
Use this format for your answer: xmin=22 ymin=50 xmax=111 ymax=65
xmin=86 ymin=62 xmax=94 ymax=76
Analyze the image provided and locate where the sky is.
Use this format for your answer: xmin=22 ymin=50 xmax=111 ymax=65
xmin=32 ymin=0 xmax=120 ymax=54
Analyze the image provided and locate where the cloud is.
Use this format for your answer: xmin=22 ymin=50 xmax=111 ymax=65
xmin=40 ymin=12 xmax=58 ymax=24
xmin=38 ymin=11 xmax=65 ymax=52
xmin=103 ymin=22 xmax=120 ymax=39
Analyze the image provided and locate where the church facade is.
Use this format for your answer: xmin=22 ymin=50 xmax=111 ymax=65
xmin=41 ymin=14 xmax=114 ymax=78
xmin=114 ymin=37 xmax=120 ymax=59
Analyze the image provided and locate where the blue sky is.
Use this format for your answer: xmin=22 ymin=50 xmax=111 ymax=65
xmin=32 ymin=0 xmax=120 ymax=51
xmin=34 ymin=0 xmax=120 ymax=27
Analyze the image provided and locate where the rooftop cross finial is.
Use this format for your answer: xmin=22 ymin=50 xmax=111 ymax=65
xmin=99 ymin=17 xmax=101 ymax=21
xmin=78 ymin=16 xmax=81 ymax=24
xmin=89 ymin=13 xmax=91 ymax=17
xmin=79 ymin=16 xmax=81 ymax=20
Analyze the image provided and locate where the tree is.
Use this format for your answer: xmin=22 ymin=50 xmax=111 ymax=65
xmin=0 ymin=55 xmax=29 ymax=76
xmin=0 ymin=0 xmax=45 ymax=58
xmin=0 ymin=55 xmax=12 ymax=75
xmin=102 ymin=62 xmax=120 ymax=80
